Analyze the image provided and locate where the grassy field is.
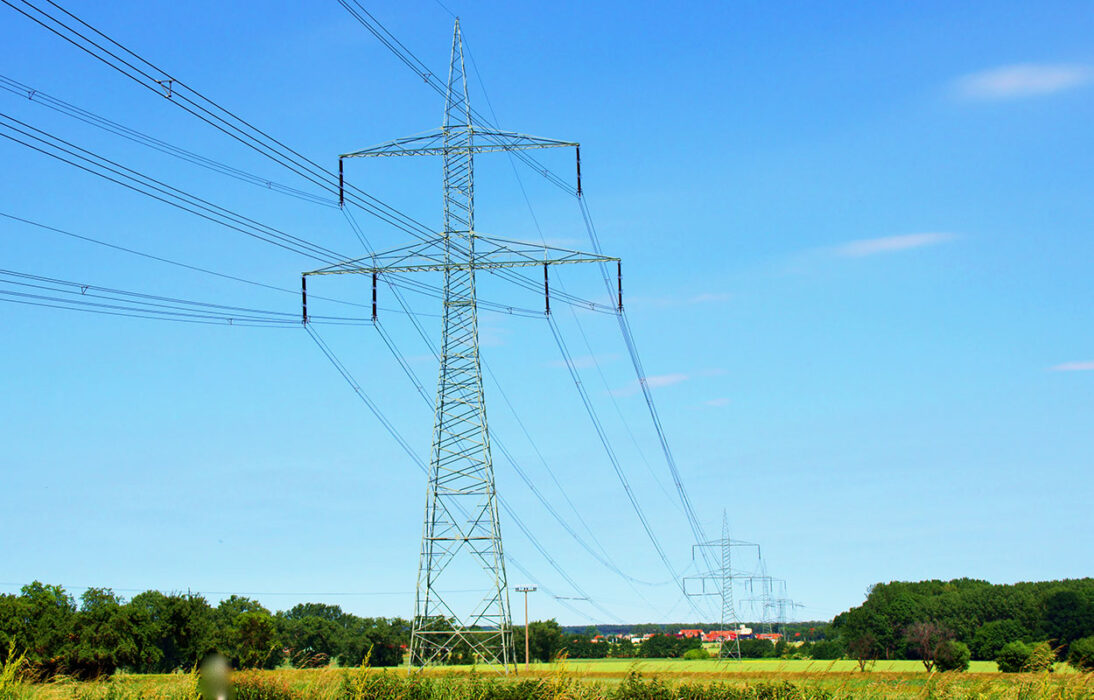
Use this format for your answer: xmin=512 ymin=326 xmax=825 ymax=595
xmin=4 ymin=659 xmax=1090 ymax=699
xmin=548 ymin=658 xmax=1007 ymax=675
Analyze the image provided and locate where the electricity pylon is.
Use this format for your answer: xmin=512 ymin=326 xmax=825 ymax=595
xmin=741 ymin=568 xmax=797 ymax=635
xmin=683 ymin=511 xmax=760 ymax=659
xmin=303 ymin=20 xmax=617 ymax=670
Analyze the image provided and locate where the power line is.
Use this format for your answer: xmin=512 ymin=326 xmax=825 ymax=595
xmin=0 ymin=210 xmax=432 ymax=317
xmin=372 ymin=308 xmax=663 ymax=591
xmin=463 ymin=38 xmax=687 ymax=519
xmin=0 ymin=73 xmax=338 ymax=208
xmin=353 ymin=9 xmax=709 ymax=621
xmin=0 ymin=267 xmax=369 ymax=326
xmin=0 ymin=111 xmax=348 ymax=262
xmin=338 ymin=208 xmax=655 ymax=594
xmin=462 ymin=40 xmax=687 ymax=590
xmin=4 ymin=0 xmax=615 ymax=318
xmin=2 ymin=0 xmax=437 ymax=244
xmin=303 ymin=323 xmax=618 ymax=624
xmin=336 ymin=0 xmax=577 ymax=194
xmin=548 ymin=314 xmax=706 ymax=620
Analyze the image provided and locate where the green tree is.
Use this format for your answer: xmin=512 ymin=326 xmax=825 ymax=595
xmin=278 ymin=613 xmax=341 ymax=667
xmin=0 ymin=595 xmax=28 ymax=665
xmin=638 ymin=634 xmax=678 ymax=658
xmin=846 ymin=632 xmax=880 ymax=671
xmin=970 ymin=619 xmax=1026 ymax=661
xmin=215 ymin=596 xmax=268 ymax=627
xmin=1041 ymin=590 xmax=1094 ymax=657
xmin=338 ymin=616 xmax=406 ymax=667
xmin=16 ymin=582 xmax=76 ymax=676
xmin=1066 ymin=636 xmax=1094 ymax=671
xmin=737 ymin=639 xmax=777 ymax=659
xmin=67 ymin=588 xmax=156 ymax=678
xmin=995 ymin=641 xmax=1031 ymax=673
xmin=904 ymin=621 xmax=951 ymax=672
xmin=282 ymin=603 xmax=345 ymax=623
xmin=608 ymin=638 xmax=635 ymax=658
xmin=526 ymin=620 xmax=565 ymax=662
xmin=934 ymin=640 xmax=970 ymax=672
xmin=128 ymin=590 xmax=215 ymax=672
xmin=564 ymin=634 xmax=606 ymax=659
xmin=808 ymin=639 xmax=844 ymax=660
xmin=1022 ymin=641 xmax=1055 ymax=672
xmin=223 ymin=611 xmax=280 ymax=669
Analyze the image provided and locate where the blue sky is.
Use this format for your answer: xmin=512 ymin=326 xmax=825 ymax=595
xmin=1 ymin=0 xmax=1091 ymax=626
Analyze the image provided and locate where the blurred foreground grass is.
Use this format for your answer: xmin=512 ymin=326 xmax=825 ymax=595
xmin=4 ymin=658 xmax=1090 ymax=699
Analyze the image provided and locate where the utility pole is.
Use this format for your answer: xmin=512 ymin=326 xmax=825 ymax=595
xmin=515 ymin=585 xmax=536 ymax=672
xmin=303 ymin=20 xmax=618 ymax=672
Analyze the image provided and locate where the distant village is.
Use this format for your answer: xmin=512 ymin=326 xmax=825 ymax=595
xmin=588 ymin=626 xmax=785 ymax=645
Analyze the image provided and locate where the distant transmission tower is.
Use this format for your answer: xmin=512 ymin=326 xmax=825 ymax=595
xmin=684 ymin=511 xmax=760 ymax=659
xmin=741 ymin=566 xmax=799 ymax=636
xmin=303 ymin=20 xmax=617 ymax=670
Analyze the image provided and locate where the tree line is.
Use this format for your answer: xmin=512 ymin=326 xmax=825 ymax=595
xmin=829 ymin=577 xmax=1094 ymax=671
xmin=540 ymin=578 xmax=1094 ymax=672
xmin=5 ymin=577 xmax=1093 ymax=678
xmin=0 ymin=583 xmax=408 ymax=679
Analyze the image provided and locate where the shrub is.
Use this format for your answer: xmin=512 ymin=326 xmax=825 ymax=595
xmin=682 ymin=648 xmax=709 ymax=660
xmin=934 ymin=640 xmax=970 ymax=672
xmin=971 ymin=619 xmax=1026 ymax=661
xmin=1067 ymin=636 xmax=1094 ymax=671
xmin=1022 ymin=641 xmax=1055 ymax=673
xmin=996 ymin=641 xmax=1031 ymax=673
xmin=737 ymin=639 xmax=777 ymax=659
xmin=808 ymin=640 xmax=843 ymax=660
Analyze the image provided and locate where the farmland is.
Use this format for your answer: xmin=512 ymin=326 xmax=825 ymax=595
xmin=6 ymin=659 xmax=1091 ymax=700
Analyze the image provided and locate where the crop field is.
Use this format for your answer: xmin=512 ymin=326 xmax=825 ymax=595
xmin=5 ymin=659 xmax=1090 ymax=700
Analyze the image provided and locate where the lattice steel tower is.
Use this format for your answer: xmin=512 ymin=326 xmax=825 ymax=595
xmin=304 ymin=20 xmax=617 ymax=670
xmin=684 ymin=511 xmax=760 ymax=659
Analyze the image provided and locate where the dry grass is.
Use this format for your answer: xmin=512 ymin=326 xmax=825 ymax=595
xmin=6 ymin=661 xmax=1091 ymax=699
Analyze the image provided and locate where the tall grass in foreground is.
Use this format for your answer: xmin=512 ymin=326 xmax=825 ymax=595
xmin=0 ymin=642 xmax=31 ymax=700
xmin=10 ymin=665 xmax=1093 ymax=699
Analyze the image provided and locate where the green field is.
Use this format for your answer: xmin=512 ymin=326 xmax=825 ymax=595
xmin=6 ymin=659 xmax=1090 ymax=700
xmin=551 ymin=657 xmax=1007 ymax=675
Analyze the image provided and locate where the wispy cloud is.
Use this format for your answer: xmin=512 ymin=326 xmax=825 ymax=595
xmin=611 ymin=373 xmax=689 ymax=397
xmin=646 ymin=373 xmax=689 ymax=388
xmin=1049 ymin=361 xmax=1094 ymax=372
xmin=704 ymin=397 xmax=730 ymax=407
xmin=954 ymin=63 xmax=1092 ymax=100
xmin=834 ymin=232 xmax=955 ymax=258
xmin=688 ymin=292 xmax=732 ymax=304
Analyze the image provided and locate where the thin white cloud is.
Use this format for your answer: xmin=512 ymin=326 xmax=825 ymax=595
xmin=689 ymin=292 xmax=732 ymax=304
xmin=1049 ymin=361 xmax=1094 ymax=372
xmin=834 ymin=232 xmax=955 ymax=258
xmin=955 ymin=63 xmax=1092 ymax=100
xmin=646 ymin=373 xmax=689 ymax=388
xmin=704 ymin=397 xmax=730 ymax=407
xmin=611 ymin=372 xmax=689 ymax=397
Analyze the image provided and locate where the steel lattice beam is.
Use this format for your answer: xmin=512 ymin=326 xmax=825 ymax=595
xmin=302 ymin=19 xmax=617 ymax=672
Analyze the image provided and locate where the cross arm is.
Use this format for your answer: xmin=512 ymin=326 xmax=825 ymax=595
xmin=302 ymin=234 xmax=616 ymax=275
xmin=340 ymin=128 xmax=577 ymax=159
xmin=301 ymin=234 xmax=622 ymax=321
